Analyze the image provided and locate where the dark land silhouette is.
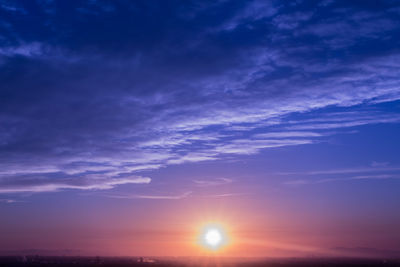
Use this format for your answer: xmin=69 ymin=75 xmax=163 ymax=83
xmin=0 ymin=256 xmax=399 ymax=267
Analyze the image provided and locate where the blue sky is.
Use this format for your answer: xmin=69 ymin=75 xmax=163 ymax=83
xmin=0 ymin=0 xmax=400 ymax=257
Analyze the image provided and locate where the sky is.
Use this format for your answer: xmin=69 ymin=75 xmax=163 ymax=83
xmin=1 ymin=0 xmax=400 ymax=258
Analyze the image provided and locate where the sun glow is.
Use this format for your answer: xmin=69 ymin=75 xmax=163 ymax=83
xmin=198 ymin=223 xmax=229 ymax=251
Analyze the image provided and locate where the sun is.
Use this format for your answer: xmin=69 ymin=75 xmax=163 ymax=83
xmin=198 ymin=223 xmax=228 ymax=251
xmin=205 ymin=229 xmax=222 ymax=246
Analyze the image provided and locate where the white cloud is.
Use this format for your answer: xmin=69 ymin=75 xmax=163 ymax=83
xmin=105 ymin=191 xmax=192 ymax=200
xmin=193 ymin=178 xmax=232 ymax=187
xmin=1 ymin=1 xmax=400 ymax=196
xmin=283 ymin=166 xmax=400 ymax=186
xmin=253 ymin=131 xmax=323 ymax=138
xmin=0 ymin=176 xmax=151 ymax=193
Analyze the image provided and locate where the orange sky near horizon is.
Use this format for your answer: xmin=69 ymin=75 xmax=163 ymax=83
xmin=2 ymin=194 xmax=396 ymax=258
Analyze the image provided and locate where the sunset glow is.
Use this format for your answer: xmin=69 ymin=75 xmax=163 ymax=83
xmin=1 ymin=0 xmax=400 ymax=263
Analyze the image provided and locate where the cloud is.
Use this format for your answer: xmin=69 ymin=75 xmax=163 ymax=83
xmin=315 ymin=174 xmax=397 ymax=184
xmin=286 ymin=117 xmax=400 ymax=130
xmin=0 ymin=43 xmax=43 ymax=58
xmin=279 ymin=166 xmax=400 ymax=176
xmin=193 ymin=178 xmax=232 ymax=187
xmin=370 ymin=161 xmax=389 ymax=167
xmin=252 ymin=131 xmax=323 ymax=139
xmin=0 ymin=175 xmax=151 ymax=193
xmin=0 ymin=1 xmax=27 ymax=14
xmin=199 ymin=192 xmax=247 ymax=198
xmin=214 ymin=139 xmax=314 ymax=155
xmin=105 ymin=191 xmax=192 ymax=200
xmin=1 ymin=1 xmax=400 ymax=194
xmin=282 ymin=166 xmax=400 ymax=185
xmin=283 ymin=179 xmax=310 ymax=186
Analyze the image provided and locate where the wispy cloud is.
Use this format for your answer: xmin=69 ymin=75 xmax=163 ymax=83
xmin=313 ymin=174 xmax=397 ymax=184
xmin=0 ymin=43 xmax=43 ymax=58
xmin=1 ymin=1 xmax=400 ymax=194
xmin=105 ymin=191 xmax=192 ymax=200
xmin=252 ymin=131 xmax=323 ymax=139
xmin=370 ymin=161 xmax=389 ymax=167
xmin=214 ymin=139 xmax=314 ymax=155
xmin=286 ymin=117 xmax=400 ymax=130
xmin=283 ymin=179 xmax=310 ymax=186
xmin=199 ymin=192 xmax=247 ymax=198
xmin=279 ymin=166 xmax=400 ymax=176
xmin=283 ymin=166 xmax=400 ymax=186
xmin=193 ymin=178 xmax=232 ymax=187
xmin=0 ymin=175 xmax=151 ymax=193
